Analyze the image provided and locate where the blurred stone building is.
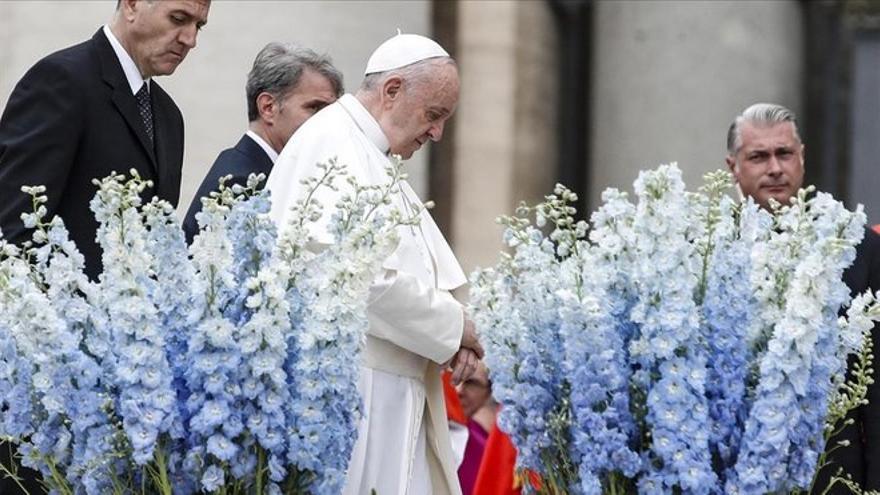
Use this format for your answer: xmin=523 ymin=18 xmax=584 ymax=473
xmin=1 ymin=0 xmax=878 ymax=276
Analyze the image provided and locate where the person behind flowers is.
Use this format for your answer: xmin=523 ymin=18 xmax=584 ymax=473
xmin=265 ymin=33 xmax=484 ymax=495
xmin=725 ymin=103 xmax=880 ymax=493
xmin=182 ymin=42 xmax=342 ymax=242
xmin=0 ymin=0 xmax=210 ymax=491
xmin=456 ymin=361 xmax=498 ymax=495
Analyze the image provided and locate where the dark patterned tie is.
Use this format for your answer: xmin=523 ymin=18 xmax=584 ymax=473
xmin=136 ymin=82 xmax=154 ymax=144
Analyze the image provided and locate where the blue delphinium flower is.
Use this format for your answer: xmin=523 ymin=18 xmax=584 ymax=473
xmin=628 ymin=164 xmax=717 ymax=493
xmin=1 ymin=190 xmax=117 ymax=492
xmin=140 ymin=197 xmax=202 ymax=491
xmin=470 ymin=166 xmax=880 ymax=495
xmin=509 ymin=233 xmax=567 ymax=475
xmin=699 ymin=198 xmax=765 ymax=481
xmin=730 ymin=192 xmax=866 ymax=493
xmin=470 ymin=265 xmax=528 ymax=465
xmin=91 ymin=173 xmax=179 ymax=467
xmin=229 ymin=187 xmax=291 ymax=489
xmin=38 ymin=217 xmax=119 ymax=493
xmin=560 ymin=189 xmax=641 ymax=494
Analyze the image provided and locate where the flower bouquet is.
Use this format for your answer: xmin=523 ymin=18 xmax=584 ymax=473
xmin=0 ymin=159 xmax=418 ymax=494
xmin=470 ymin=164 xmax=880 ymax=494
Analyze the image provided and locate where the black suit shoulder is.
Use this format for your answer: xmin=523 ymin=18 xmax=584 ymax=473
xmin=843 ymin=227 xmax=880 ymax=296
xmin=182 ymin=135 xmax=274 ymax=242
xmin=861 ymin=228 xmax=880 ymax=288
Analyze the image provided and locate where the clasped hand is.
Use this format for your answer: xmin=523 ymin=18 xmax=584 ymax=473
xmin=449 ymin=317 xmax=483 ymax=385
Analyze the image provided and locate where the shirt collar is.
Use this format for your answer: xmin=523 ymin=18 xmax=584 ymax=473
xmin=246 ymin=130 xmax=279 ymax=163
xmin=338 ymin=94 xmax=390 ymax=154
xmin=103 ymin=25 xmax=149 ymax=95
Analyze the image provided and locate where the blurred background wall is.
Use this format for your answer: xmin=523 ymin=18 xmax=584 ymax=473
xmin=1 ymin=0 xmax=878 ymax=278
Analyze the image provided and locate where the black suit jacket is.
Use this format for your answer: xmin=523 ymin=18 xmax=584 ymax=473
xmin=815 ymin=227 xmax=880 ymax=494
xmin=182 ymin=134 xmax=273 ymax=243
xmin=0 ymin=28 xmax=184 ymax=280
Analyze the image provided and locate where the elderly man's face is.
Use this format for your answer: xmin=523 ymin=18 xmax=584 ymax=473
xmin=726 ymin=121 xmax=805 ymax=210
xmin=382 ymin=63 xmax=459 ymax=159
xmin=121 ymin=0 xmax=210 ymax=78
xmin=268 ymin=69 xmax=338 ymax=153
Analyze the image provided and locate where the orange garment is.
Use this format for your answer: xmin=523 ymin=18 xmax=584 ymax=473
xmin=472 ymin=423 xmax=521 ymax=495
xmin=443 ymin=370 xmax=467 ymax=425
xmin=873 ymin=225 xmax=880 ymax=235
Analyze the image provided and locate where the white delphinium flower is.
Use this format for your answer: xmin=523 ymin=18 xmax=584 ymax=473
xmin=283 ymin=157 xmax=405 ymax=494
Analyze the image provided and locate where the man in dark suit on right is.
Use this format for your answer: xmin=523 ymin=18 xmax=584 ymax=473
xmin=0 ymin=0 xmax=209 ymax=491
xmin=725 ymin=102 xmax=880 ymax=494
xmin=183 ymin=42 xmax=343 ymax=242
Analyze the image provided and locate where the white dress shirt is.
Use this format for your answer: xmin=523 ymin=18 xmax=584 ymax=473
xmin=103 ymin=25 xmax=149 ymax=95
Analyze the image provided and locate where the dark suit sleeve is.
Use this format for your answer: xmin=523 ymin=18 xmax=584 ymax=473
xmin=862 ymin=230 xmax=880 ymax=490
xmin=183 ymin=148 xmax=256 ymax=244
xmin=183 ymin=168 xmax=254 ymax=244
xmin=0 ymin=58 xmax=83 ymax=243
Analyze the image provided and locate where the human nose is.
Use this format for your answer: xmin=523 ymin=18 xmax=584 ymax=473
xmin=427 ymin=121 xmax=445 ymax=142
xmin=179 ymin=25 xmax=198 ymax=49
xmin=766 ymin=156 xmax=782 ymax=175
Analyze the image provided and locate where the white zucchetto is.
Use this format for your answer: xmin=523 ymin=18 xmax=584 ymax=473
xmin=364 ymin=33 xmax=450 ymax=75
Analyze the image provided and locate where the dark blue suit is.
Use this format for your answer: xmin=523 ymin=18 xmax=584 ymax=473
xmin=183 ymin=134 xmax=273 ymax=242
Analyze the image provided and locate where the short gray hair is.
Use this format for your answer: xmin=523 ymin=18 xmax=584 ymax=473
xmin=246 ymin=42 xmax=343 ymax=122
xmin=726 ymin=103 xmax=801 ymax=155
xmin=359 ymin=56 xmax=456 ymax=95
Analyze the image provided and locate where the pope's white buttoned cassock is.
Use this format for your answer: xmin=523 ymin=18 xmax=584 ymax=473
xmin=266 ymin=94 xmax=466 ymax=495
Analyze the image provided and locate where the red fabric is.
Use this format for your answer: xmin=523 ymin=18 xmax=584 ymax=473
xmin=472 ymin=423 xmax=520 ymax=495
xmin=873 ymin=225 xmax=880 ymax=235
xmin=443 ymin=370 xmax=467 ymax=425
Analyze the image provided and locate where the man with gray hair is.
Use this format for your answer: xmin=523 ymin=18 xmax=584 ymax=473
xmin=266 ymin=33 xmax=483 ymax=495
xmin=725 ymin=103 xmax=880 ymax=493
xmin=182 ymin=41 xmax=342 ymax=241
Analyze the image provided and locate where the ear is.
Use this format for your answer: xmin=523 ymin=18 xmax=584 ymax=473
xmin=381 ymin=76 xmax=403 ymax=106
xmin=256 ymin=92 xmax=278 ymax=124
xmin=120 ymin=0 xmax=139 ymax=21
xmin=725 ymin=155 xmax=736 ymax=174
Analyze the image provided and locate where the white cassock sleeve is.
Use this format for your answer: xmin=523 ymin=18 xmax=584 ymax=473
xmin=367 ymin=269 xmax=464 ymax=365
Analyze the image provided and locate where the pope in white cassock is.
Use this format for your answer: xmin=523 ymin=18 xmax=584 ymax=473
xmin=266 ymin=34 xmax=484 ymax=495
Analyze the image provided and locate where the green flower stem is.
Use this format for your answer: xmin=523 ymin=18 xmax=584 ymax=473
xmin=152 ymin=448 xmax=172 ymax=495
xmin=256 ymin=445 xmax=266 ymax=495
xmin=0 ymin=441 xmax=31 ymax=495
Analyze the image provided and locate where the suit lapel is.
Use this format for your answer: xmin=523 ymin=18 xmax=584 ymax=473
xmin=93 ymin=30 xmax=158 ymax=172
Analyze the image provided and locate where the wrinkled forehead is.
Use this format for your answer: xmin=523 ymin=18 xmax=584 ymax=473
xmin=162 ymin=0 xmax=211 ymax=19
xmin=421 ymin=63 xmax=460 ymax=109
xmin=739 ymin=121 xmax=801 ymax=151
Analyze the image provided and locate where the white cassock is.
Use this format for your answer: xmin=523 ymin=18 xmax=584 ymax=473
xmin=266 ymin=94 xmax=467 ymax=495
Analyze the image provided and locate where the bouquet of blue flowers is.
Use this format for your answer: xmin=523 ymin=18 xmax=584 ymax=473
xmin=471 ymin=164 xmax=880 ymax=495
xmin=0 ymin=159 xmax=417 ymax=494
